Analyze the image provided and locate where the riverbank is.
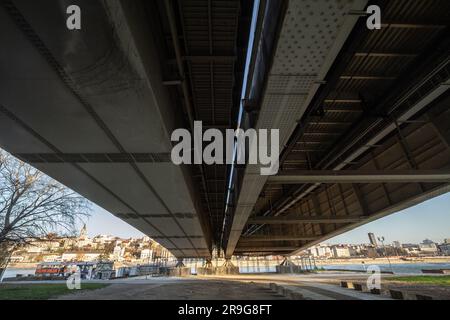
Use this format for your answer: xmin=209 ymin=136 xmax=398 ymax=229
xmin=7 ymin=262 xmax=38 ymax=269
xmin=316 ymin=256 xmax=450 ymax=266
xmin=7 ymin=261 xmax=141 ymax=269
xmin=0 ymin=283 xmax=108 ymax=300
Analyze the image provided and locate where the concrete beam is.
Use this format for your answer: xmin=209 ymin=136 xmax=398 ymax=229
xmin=240 ymin=235 xmax=319 ymax=242
xmin=268 ymin=170 xmax=450 ymax=184
xmin=234 ymin=247 xmax=299 ymax=252
xmin=352 ymin=184 xmax=370 ymax=216
xmin=247 ymin=216 xmax=365 ymax=225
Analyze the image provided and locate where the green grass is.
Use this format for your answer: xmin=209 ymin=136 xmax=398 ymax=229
xmin=388 ymin=275 xmax=450 ymax=286
xmin=0 ymin=283 xmax=108 ymax=300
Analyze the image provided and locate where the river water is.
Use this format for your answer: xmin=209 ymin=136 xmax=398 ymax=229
xmin=1 ymin=268 xmax=36 ymax=280
xmin=321 ymin=262 xmax=450 ymax=274
xmin=3 ymin=263 xmax=450 ymax=279
xmin=238 ymin=263 xmax=450 ymax=274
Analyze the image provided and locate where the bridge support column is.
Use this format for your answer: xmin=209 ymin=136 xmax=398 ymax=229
xmin=216 ymin=258 xmax=240 ymax=275
xmin=197 ymin=258 xmax=215 ymax=275
xmin=204 ymin=258 xmax=213 ymax=268
xmin=167 ymin=258 xmax=190 ymax=277
xmin=276 ymin=257 xmax=303 ymax=274
xmin=175 ymin=258 xmax=185 ymax=268
xmin=311 ymin=255 xmax=317 ymax=270
xmin=222 ymin=258 xmax=235 ymax=268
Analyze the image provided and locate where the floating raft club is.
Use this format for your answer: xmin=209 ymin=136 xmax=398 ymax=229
xmin=34 ymin=261 xmax=115 ymax=280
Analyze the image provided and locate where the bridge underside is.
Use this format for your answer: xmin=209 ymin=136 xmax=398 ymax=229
xmin=228 ymin=0 xmax=450 ymax=256
xmin=0 ymin=0 xmax=449 ymax=259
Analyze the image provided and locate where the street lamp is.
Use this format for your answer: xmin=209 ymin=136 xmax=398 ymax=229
xmin=377 ymin=236 xmax=394 ymax=273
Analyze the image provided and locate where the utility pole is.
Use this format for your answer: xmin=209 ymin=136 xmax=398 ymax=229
xmin=378 ymin=236 xmax=394 ymax=273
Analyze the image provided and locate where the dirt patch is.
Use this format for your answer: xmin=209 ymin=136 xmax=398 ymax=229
xmin=56 ymin=280 xmax=288 ymax=300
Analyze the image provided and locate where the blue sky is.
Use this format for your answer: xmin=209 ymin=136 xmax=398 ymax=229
xmin=86 ymin=192 xmax=450 ymax=245
xmin=324 ymin=192 xmax=450 ymax=245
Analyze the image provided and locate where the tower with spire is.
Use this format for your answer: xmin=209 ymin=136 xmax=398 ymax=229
xmin=79 ymin=224 xmax=87 ymax=239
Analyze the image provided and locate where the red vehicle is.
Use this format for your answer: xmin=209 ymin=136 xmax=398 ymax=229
xmin=35 ymin=262 xmax=65 ymax=277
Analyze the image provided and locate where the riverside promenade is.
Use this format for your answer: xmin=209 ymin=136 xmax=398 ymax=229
xmin=3 ymin=271 xmax=450 ymax=300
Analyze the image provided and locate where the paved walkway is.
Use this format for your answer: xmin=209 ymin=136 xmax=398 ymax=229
xmin=50 ymin=272 xmax=393 ymax=300
xmin=56 ymin=279 xmax=287 ymax=300
xmin=200 ymin=273 xmax=392 ymax=300
xmin=3 ymin=272 xmax=400 ymax=300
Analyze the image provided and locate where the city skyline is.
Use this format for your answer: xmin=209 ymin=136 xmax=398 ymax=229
xmin=86 ymin=192 xmax=450 ymax=245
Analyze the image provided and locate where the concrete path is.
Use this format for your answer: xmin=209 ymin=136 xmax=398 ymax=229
xmin=6 ymin=272 xmax=394 ymax=300
xmin=199 ymin=273 xmax=393 ymax=300
xmin=56 ymin=279 xmax=288 ymax=300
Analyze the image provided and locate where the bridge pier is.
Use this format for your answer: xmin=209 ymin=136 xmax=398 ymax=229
xmin=276 ymin=257 xmax=303 ymax=274
xmin=203 ymin=258 xmax=213 ymax=268
xmin=216 ymin=258 xmax=240 ymax=275
xmin=197 ymin=258 xmax=240 ymax=275
xmin=197 ymin=258 xmax=215 ymax=275
xmin=175 ymin=258 xmax=186 ymax=268
xmin=167 ymin=258 xmax=190 ymax=277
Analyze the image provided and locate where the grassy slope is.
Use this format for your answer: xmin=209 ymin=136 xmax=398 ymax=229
xmin=0 ymin=283 xmax=108 ymax=300
xmin=388 ymin=275 xmax=450 ymax=286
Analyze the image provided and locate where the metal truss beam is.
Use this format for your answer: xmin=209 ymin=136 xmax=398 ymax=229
xmin=234 ymin=247 xmax=299 ymax=252
xmin=183 ymin=55 xmax=236 ymax=63
xmin=14 ymin=153 xmax=171 ymax=163
xmin=240 ymin=235 xmax=320 ymax=242
xmin=247 ymin=216 xmax=365 ymax=225
xmin=268 ymin=170 xmax=450 ymax=184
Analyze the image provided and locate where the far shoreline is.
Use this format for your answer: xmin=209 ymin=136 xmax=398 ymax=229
xmin=315 ymin=256 xmax=450 ymax=266
xmin=6 ymin=256 xmax=450 ymax=270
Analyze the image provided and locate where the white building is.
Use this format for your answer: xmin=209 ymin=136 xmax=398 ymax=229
xmin=61 ymin=253 xmax=77 ymax=261
xmin=331 ymin=246 xmax=351 ymax=258
xmin=62 ymin=238 xmax=77 ymax=249
xmin=113 ymin=246 xmax=125 ymax=261
xmin=140 ymin=249 xmax=153 ymax=261
xmin=405 ymin=246 xmax=421 ymax=255
xmin=77 ymin=238 xmax=93 ymax=248
xmin=93 ymin=235 xmax=115 ymax=244
xmin=83 ymin=253 xmax=101 ymax=262
xmin=43 ymin=255 xmax=61 ymax=262
xmin=419 ymin=242 xmax=438 ymax=254
xmin=310 ymin=245 xmax=332 ymax=258
xmin=25 ymin=245 xmax=44 ymax=254
xmin=9 ymin=256 xmax=25 ymax=263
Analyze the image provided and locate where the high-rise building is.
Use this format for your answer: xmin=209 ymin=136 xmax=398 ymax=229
xmin=368 ymin=233 xmax=378 ymax=246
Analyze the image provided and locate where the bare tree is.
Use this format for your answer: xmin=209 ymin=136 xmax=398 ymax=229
xmin=0 ymin=151 xmax=90 ymax=277
xmin=0 ymin=242 xmax=14 ymax=280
